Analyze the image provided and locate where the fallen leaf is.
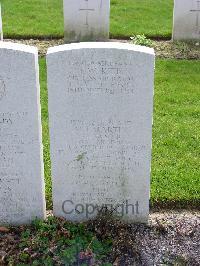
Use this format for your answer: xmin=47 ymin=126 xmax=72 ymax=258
xmin=113 ymin=257 xmax=120 ymax=266
xmin=0 ymin=227 xmax=9 ymax=233
xmin=0 ymin=251 xmax=7 ymax=261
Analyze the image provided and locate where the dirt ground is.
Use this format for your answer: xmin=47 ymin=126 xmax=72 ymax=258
xmin=0 ymin=211 xmax=199 ymax=265
xmin=4 ymin=38 xmax=200 ymax=59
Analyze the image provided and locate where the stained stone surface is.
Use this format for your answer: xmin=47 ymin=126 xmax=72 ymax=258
xmin=0 ymin=42 xmax=46 ymax=225
xmin=63 ymin=0 xmax=110 ymax=43
xmin=173 ymin=0 xmax=200 ymax=40
xmin=47 ymin=42 xmax=155 ymax=223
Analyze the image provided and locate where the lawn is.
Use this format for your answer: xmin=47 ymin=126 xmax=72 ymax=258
xmin=1 ymin=0 xmax=173 ymax=39
xmin=152 ymin=60 xmax=200 ymax=208
xmin=39 ymin=58 xmax=200 ymax=210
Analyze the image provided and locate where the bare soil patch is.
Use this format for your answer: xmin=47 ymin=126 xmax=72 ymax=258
xmin=0 ymin=211 xmax=199 ymax=265
xmin=4 ymin=39 xmax=200 ymax=59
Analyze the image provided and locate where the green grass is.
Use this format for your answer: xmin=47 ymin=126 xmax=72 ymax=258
xmin=39 ymin=59 xmax=200 ymax=210
xmin=152 ymin=60 xmax=200 ymax=208
xmin=1 ymin=0 xmax=173 ymax=39
xmin=110 ymin=0 xmax=173 ymax=39
xmin=40 ymin=59 xmax=52 ymax=209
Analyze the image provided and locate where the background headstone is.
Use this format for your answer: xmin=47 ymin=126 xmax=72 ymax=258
xmin=173 ymin=0 xmax=200 ymax=40
xmin=0 ymin=4 xmax=3 ymax=41
xmin=47 ymin=42 xmax=155 ymax=223
xmin=63 ymin=0 xmax=110 ymax=43
xmin=0 ymin=42 xmax=46 ymax=225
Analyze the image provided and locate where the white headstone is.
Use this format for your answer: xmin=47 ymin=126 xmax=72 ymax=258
xmin=63 ymin=0 xmax=110 ymax=43
xmin=0 ymin=4 xmax=3 ymax=41
xmin=47 ymin=42 xmax=155 ymax=223
xmin=173 ymin=0 xmax=200 ymax=40
xmin=0 ymin=42 xmax=46 ymax=225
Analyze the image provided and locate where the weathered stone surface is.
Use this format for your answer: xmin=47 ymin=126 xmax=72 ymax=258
xmin=47 ymin=42 xmax=155 ymax=223
xmin=173 ymin=0 xmax=200 ymax=40
xmin=0 ymin=42 xmax=46 ymax=225
xmin=63 ymin=0 xmax=110 ymax=43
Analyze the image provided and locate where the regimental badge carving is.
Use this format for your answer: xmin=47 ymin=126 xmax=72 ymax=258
xmin=0 ymin=77 xmax=6 ymax=101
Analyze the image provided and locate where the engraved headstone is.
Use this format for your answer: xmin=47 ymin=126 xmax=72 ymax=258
xmin=47 ymin=42 xmax=155 ymax=223
xmin=173 ymin=0 xmax=200 ymax=40
xmin=0 ymin=4 xmax=3 ymax=41
xmin=63 ymin=0 xmax=110 ymax=43
xmin=0 ymin=42 xmax=46 ymax=225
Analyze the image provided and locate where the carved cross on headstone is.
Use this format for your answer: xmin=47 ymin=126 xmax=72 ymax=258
xmin=63 ymin=0 xmax=110 ymax=42
xmin=79 ymin=0 xmax=95 ymax=26
xmin=190 ymin=0 xmax=200 ymax=34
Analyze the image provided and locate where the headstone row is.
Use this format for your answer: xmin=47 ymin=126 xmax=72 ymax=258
xmin=1 ymin=0 xmax=200 ymax=45
xmin=62 ymin=0 xmax=200 ymax=43
xmin=0 ymin=41 xmax=154 ymax=225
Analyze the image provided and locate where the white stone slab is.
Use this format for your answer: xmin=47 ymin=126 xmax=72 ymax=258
xmin=47 ymin=42 xmax=155 ymax=223
xmin=63 ymin=0 xmax=110 ymax=43
xmin=0 ymin=42 xmax=46 ymax=225
xmin=0 ymin=4 xmax=3 ymax=41
xmin=173 ymin=0 xmax=200 ymax=40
